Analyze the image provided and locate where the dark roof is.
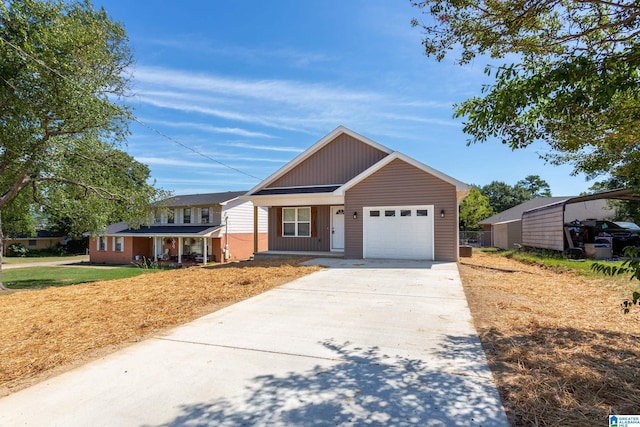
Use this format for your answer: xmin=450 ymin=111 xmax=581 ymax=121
xmin=479 ymin=197 xmax=570 ymax=225
xmin=252 ymin=185 xmax=341 ymax=196
xmin=158 ymin=191 xmax=247 ymax=207
xmin=112 ymin=225 xmax=223 ymax=236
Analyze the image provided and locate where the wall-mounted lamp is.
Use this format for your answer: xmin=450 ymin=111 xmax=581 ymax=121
xmin=353 ymin=211 xmax=358 ymax=219
xmin=440 ymin=209 xmax=445 ymax=218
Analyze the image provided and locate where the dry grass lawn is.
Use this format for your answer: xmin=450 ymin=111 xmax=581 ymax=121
xmin=3 ymin=251 xmax=639 ymax=426
xmin=460 ymin=251 xmax=640 ymax=426
xmin=0 ymin=258 xmax=320 ymax=397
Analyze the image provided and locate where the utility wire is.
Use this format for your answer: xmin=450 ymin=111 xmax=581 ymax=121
xmin=0 ymin=34 xmax=263 ymax=182
xmin=131 ymin=117 xmax=263 ymax=181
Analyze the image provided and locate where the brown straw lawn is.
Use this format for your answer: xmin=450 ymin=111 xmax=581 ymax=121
xmin=0 ymin=258 xmax=320 ymax=397
xmin=460 ymin=251 xmax=640 ymax=426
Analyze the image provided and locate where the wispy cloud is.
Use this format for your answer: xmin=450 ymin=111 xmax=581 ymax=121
xmin=136 ymin=156 xmax=221 ymax=169
xmin=220 ymin=142 xmax=304 ymax=153
xmin=141 ymin=37 xmax=335 ymax=69
xmin=139 ymin=118 xmax=274 ymax=138
xmin=130 ymin=65 xmax=464 ymax=143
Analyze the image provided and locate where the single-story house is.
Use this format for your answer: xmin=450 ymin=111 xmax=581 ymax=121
xmin=480 ymin=196 xmax=615 ymax=250
xmin=243 ymin=126 xmax=470 ymax=261
xmin=2 ymin=230 xmax=67 ymax=256
xmin=90 ymin=191 xmax=267 ymax=265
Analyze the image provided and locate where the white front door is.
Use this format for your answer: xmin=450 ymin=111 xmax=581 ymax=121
xmin=331 ymin=206 xmax=345 ymax=251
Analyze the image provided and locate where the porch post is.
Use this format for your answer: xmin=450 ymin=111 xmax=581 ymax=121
xmin=203 ymin=238 xmax=208 ymax=265
xmin=153 ymin=237 xmax=157 ymax=262
xmin=253 ymin=205 xmax=258 ymax=254
xmin=178 ymin=237 xmax=183 ymax=264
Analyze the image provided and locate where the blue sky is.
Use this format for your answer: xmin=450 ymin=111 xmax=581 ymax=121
xmin=100 ymin=0 xmax=593 ymax=197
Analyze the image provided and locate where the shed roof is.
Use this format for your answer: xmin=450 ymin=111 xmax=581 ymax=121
xmin=479 ymin=197 xmax=570 ymax=225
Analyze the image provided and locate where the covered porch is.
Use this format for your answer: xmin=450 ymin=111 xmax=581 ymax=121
xmin=119 ymin=225 xmax=227 ymax=266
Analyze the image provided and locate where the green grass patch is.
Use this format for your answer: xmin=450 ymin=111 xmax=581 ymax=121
xmin=2 ymin=266 xmax=151 ymax=290
xmin=2 ymin=255 xmax=89 ymax=265
xmin=479 ymin=248 xmax=627 ymax=276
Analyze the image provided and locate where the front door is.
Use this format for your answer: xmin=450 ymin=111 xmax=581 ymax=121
xmin=331 ymin=206 xmax=345 ymax=251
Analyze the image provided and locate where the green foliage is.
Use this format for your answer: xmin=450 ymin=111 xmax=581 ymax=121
xmin=411 ymin=0 xmax=640 ymax=184
xmin=459 ymin=186 xmax=493 ymax=230
xmin=7 ymin=243 xmax=28 ymax=257
xmin=481 ymin=180 xmax=531 ymax=213
xmin=588 ymin=179 xmax=640 ymax=223
xmin=517 ymin=175 xmax=551 ymax=198
xmin=0 ymin=0 xmax=168 ymax=240
xmin=591 ymin=246 xmax=640 ymax=314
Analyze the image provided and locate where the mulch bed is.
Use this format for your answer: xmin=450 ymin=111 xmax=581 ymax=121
xmin=459 ymin=251 xmax=640 ymax=426
xmin=0 ymin=258 xmax=320 ymax=397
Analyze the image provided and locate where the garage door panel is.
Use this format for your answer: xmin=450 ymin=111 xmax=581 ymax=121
xmin=363 ymin=206 xmax=434 ymax=260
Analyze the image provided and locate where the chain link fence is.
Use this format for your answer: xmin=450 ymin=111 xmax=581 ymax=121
xmin=459 ymin=230 xmax=489 ymax=247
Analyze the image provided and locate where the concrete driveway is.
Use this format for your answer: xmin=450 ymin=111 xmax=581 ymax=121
xmin=0 ymin=259 xmax=508 ymax=427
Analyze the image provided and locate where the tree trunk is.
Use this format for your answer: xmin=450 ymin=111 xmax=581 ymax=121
xmin=0 ymin=210 xmax=5 ymax=291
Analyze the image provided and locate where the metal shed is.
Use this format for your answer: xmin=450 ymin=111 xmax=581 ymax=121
xmin=521 ymin=189 xmax=640 ymax=252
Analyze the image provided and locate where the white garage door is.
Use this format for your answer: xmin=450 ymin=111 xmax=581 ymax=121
xmin=363 ymin=205 xmax=434 ymax=260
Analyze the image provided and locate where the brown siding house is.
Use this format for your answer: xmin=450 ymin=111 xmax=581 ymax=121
xmin=244 ymin=126 xmax=469 ymax=262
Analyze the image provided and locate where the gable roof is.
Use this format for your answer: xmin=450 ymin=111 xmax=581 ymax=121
xmin=336 ymin=152 xmax=469 ymax=194
xmin=245 ymin=126 xmax=469 ymax=199
xmin=479 ymin=197 xmax=570 ymax=225
xmin=159 ymin=191 xmax=247 ymax=207
xmin=246 ymin=126 xmax=393 ymax=195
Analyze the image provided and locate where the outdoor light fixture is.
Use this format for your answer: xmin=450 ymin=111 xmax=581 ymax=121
xmin=440 ymin=209 xmax=445 ymax=218
xmin=353 ymin=211 xmax=358 ymax=219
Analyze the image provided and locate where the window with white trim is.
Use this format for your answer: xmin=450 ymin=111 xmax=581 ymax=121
xmin=98 ymin=236 xmax=107 ymax=251
xmin=282 ymin=207 xmax=311 ymax=237
xmin=183 ymin=208 xmax=191 ymax=224
xmin=113 ymin=236 xmax=124 ymax=252
xmin=167 ymin=209 xmax=175 ymax=224
xmin=201 ymin=207 xmax=209 ymax=224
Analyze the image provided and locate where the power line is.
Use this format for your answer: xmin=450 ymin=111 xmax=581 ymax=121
xmin=131 ymin=116 xmax=263 ymax=181
xmin=0 ymin=34 xmax=263 ymax=182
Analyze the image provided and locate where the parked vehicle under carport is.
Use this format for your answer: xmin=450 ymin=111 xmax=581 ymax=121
xmin=567 ymin=220 xmax=640 ymax=257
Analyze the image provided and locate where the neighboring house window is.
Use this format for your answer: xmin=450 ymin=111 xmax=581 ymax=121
xmin=98 ymin=236 xmax=107 ymax=251
xmin=168 ymin=209 xmax=175 ymax=224
xmin=282 ymin=207 xmax=311 ymax=237
xmin=113 ymin=236 xmax=124 ymax=252
xmin=28 ymin=240 xmax=37 ymax=246
xmin=201 ymin=207 xmax=209 ymax=224
xmin=154 ymin=210 xmax=161 ymax=223
xmin=184 ymin=208 xmax=191 ymax=224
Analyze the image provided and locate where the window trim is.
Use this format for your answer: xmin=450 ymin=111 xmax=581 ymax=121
xmin=183 ymin=208 xmax=191 ymax=224
xmin=201 ymin=207 xmax=210 ymax=224
xmin=97 ymin=236 xmax=107 ymax=251
xmin=282 ymin=207 xmax=312 ymax=238
xmin=113 ymin=236 xmax=124 ymax=252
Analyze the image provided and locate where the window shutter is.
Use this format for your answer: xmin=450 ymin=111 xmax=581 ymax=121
xmin=311 ymin=207 xmax=318 ymax=237
xmin=276 ymin=207 xmax=282 ymax=236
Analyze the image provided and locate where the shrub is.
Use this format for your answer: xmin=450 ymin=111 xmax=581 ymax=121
xmin=7 ymin=243 xmax=29 ymax=257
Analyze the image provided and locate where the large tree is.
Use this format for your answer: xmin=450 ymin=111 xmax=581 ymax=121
xmin=481 ymin=180 xmax=532 ymax=213
xmin=0 ymin=0 xmax=165 ymax=289
xmin=459 ymin=186 xmax=493 ymax=230
xmin=411 ymin=0 xmax=640 ymax=185
xmin=517 ymin=175 xmax=552 ymax=198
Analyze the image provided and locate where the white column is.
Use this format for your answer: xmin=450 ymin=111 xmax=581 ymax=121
xmin=203 ymin=238 xmax=208 ymax=265
xmin=153 ymin=237 xmax=158 ymax=262
xmin=178 ymin=237 xmax=183 ymax=264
